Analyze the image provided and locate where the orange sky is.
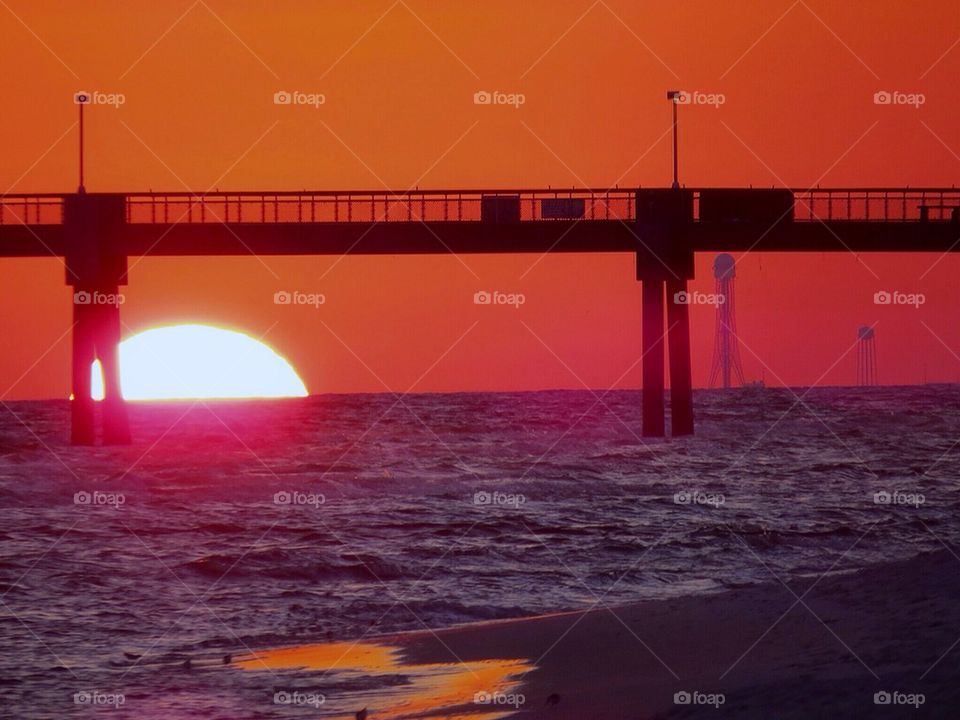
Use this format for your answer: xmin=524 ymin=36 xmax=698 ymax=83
xmin=2 ymin=0 xmax=960 ymax=399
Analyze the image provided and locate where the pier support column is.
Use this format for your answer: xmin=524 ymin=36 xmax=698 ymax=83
xmin=70 ymin=299 xmax=96 ymax=445
xmin=641 ymin=279 xmax=666 ymax=437
xmin=65 ymin=193 xmax=130 ymax=445
xmin=70 ymin=288 xmax=129 ymax=444
xmin=636 ymin=189 xmax=695 ymax=437
xmin=98 ymin=291 xmax=130 ymax=445
xmin=666 ymin=278 xmax=694 ymax=436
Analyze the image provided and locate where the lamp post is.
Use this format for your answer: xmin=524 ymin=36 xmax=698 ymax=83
xmin=666 ymin=90 xmax=682 ymax=189
xmin=75 ymin=91 xmax=90 ymax=194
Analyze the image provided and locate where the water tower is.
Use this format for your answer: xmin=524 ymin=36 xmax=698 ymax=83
xmin=709 ymin=253 xmax=745 ymax=389
xmin=857 ymin=326 xmax=877 ymax=386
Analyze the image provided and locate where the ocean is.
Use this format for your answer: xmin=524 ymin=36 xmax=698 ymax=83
xmin=1 ymin=386 xmax=958 ymax=718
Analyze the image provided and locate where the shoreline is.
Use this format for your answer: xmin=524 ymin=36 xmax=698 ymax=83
xmin=238 ymin=548 xmax=960 ymax=718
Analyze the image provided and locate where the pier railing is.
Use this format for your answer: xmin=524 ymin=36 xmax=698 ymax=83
xmin=0 ymin=194 xmax=65 ymax=225
xmin=122 ymin=190 xmax=638 ymax=225
xmin=2 ymin=188 xmax=958 ymax=225
xmin=792 ymin=189 xmax=960 ymax=222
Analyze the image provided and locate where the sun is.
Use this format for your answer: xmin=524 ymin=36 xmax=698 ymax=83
xmin=91 ymin=324 xmax=307 ymax=401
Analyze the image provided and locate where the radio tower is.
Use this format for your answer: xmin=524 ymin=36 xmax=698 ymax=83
xmin=709 ymin=253 xmax=745 ymax=389
xmin=856 ymin=326 xmax=877 ymax=386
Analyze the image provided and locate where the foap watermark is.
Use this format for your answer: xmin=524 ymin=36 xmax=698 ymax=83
xmin=273 ymin=90 xmax=325 ymax=108
xmin=473 ymin=290 xmax=525 ymax=308
xmin=73 ymin=690 xmax=125 ymax=708
xmin=674 ymin=690 xmax=725 ymax=708
xmin=473 ymin=90 xmax=525 ymax=108
xmin=74 ymin=90 xmax=125 ymax=108
xmin=74 ymin=290 xmax=125 ymax=306
xmin=273 ymin=690 xmax=325 ymax=708
xmin=274 ymin=290 xmax=325 ymax=308
xmin=473 ymin=490 xmax=526 ymax=509
xmin=672 ymin=90 xmax=725 ymax=108
xmin=874 ymin=690 xmax=925 ymax=708
xmin=873 ymin=90 xmax=925 ymax=108
xmin=474 ymin=690 xmax=525 ymax=709
xmin=873 ymin=490 xmax=925 ymax=508
xmin=74 ymin=490 xmax=125 ymax=509
xmin=873 ymin=290 xmax=925 ymax=308
xmin=673 ymin=490 xmax=725 ymax=508
xmin=274 ymin=490 xmax=325 ymax=508
xmin=674 ymin=290 xmax=725 ymax=306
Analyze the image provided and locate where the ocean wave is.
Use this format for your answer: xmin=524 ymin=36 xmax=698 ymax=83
xmin=182 ymin=548 xmax=411 ymax=582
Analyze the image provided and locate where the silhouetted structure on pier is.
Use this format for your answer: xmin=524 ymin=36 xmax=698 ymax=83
xmin=3 ymin=185 xmax=960 ymax=443
xmin=709 ymin=253 xmax=745 ymax=389
xmin=857 ymin=326 xmax=878 ymax=386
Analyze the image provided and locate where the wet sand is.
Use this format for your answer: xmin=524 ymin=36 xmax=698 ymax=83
xmin=395 ymin=549 xmax=960 ymax=718
xmin=241 ymin=549 xmax=960 ymax=718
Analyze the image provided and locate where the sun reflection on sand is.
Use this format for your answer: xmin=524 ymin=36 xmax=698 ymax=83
xmin=235 ymin=640 xmax=532 ymax=719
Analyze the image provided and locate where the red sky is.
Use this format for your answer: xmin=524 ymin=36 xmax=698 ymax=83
xmin=2 ymin=0 xmax=960 ymax=399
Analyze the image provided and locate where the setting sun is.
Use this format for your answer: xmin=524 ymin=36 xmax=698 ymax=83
xmin=90 ymin=325 xmax=307 ymax=401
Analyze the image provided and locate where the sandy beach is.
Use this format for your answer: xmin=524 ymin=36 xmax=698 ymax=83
xmin=239 ymin=548 xmax=960 ymax=718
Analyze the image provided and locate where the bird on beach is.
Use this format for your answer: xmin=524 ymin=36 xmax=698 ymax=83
xmin=222 ymin=654 xmax=232 ymax=665
xmin=356 ymin=708 xmax=368 ymax=720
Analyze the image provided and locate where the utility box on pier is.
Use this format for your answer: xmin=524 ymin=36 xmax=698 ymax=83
xmin=698 ymin=189 xmax=794 ymax=224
